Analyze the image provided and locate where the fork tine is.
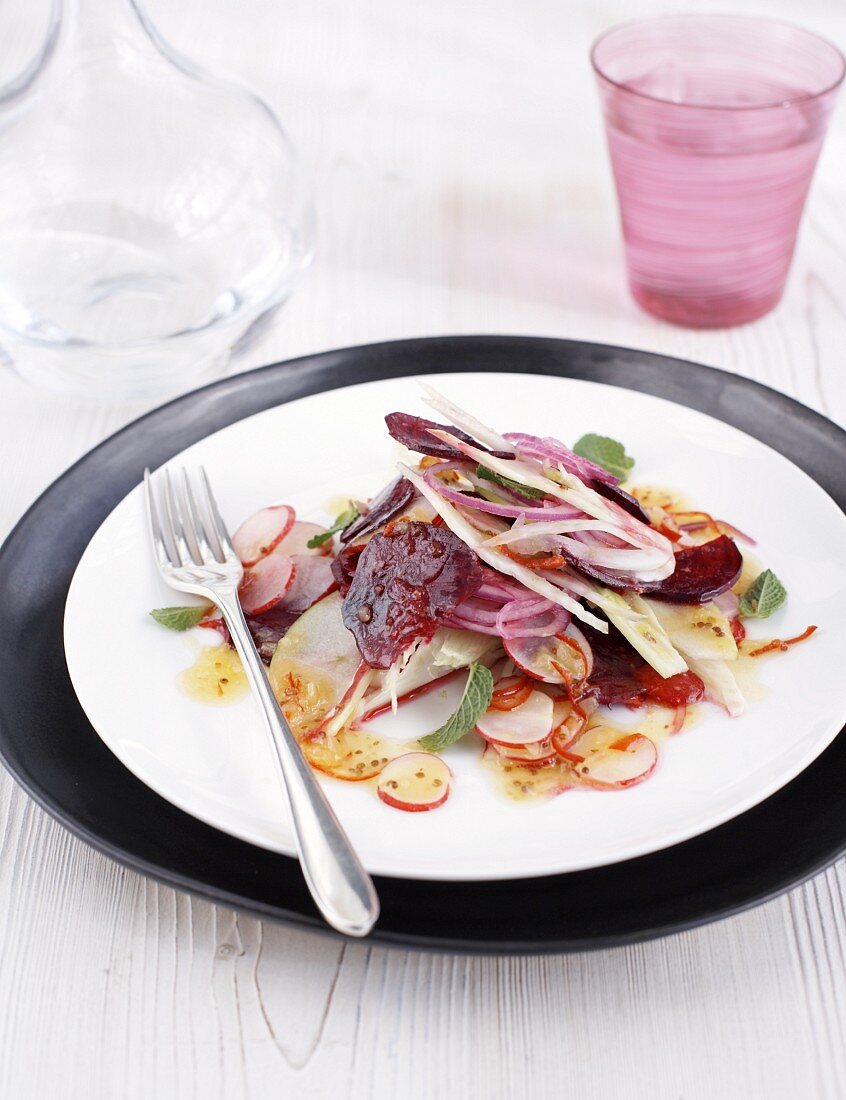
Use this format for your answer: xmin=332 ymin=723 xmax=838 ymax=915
xmin=161 ymin=468 xmax=195 ymax=566
xmin=144 ymin=468 xmax=173 ymax=570
xmin=198 ymin=466 xmax=239 ymax=563
xmin=179 ymin=468 xmax=219 ymax=564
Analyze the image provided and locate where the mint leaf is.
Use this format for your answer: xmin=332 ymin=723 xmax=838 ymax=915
xmin=307 ymin=503 xmax=360 ymax=548
xmin=418 ymin=663 xmax=494 ymax=752
xmin=572 ymin=434 xmax=634 ymax=481
xmin=738 ymin=569 xmax=786 ymax=618
xmin=476 ymin=464 xmax=545 ymax=500
xmin=150 ymin=605 xmax=209 ymax=631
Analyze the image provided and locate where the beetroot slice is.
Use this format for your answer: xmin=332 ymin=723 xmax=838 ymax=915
xmin=582 ymin=619 xmax=649 ymax=706
xmin=640 ymin=535 xmax=742 ymax=604
xmin=385 ymin=412 xmax=511 ymax=461
xmin=341 ymin=521 xmax=484 ymax=669
xmin=558 ymin=548 xmax=638 ymax=593
xmin=582 ymin=619 xmax=704 ymax=708
xmin=198 ymin=604 xmax=301 ymax=665
xmin=340 ymin=476 xmax=415 ymax=544
xmin=331 ymin=543 xmax=364 ymax=596
xmin=591 ymin=479 xmax=651 ymax=524
xmin=561 ymin=534 xmax=742 ymax=604
xmin=247 ymin=607 xmax=302 ymax=664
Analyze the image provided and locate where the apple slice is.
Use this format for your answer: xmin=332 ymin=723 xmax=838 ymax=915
xmin=277 ymin=520 xmax=333 ymax=558
xmin=476 ymin=689 xmax=554 ymax=746
xmin=376 ymin=752 xmax=452 ymax=812
xmin=268 ymin=592 xmax=361 ymax=736
xmin=232 ymin=505 xmax=295 ymax=567
xmin=566 ymin=726 xmax=658 ymax=789
xmin=239 ymin=554 xmax=296 ymax=614
xmin=504 ymin=629 xmax=590 ymax=686
xmin=277 ymin=555 xmax=336 ymax=614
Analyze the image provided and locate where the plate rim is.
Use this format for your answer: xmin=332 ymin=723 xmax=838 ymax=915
xmin=2 ymin=334 xmax=846 ymax=953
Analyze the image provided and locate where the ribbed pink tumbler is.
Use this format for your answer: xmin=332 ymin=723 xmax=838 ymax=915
xmin=592 ymin=16 xmax=844 ymax=328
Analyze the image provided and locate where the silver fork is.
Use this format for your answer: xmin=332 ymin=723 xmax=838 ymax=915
xmin=144 ymin=466 xmax=379 ymax=938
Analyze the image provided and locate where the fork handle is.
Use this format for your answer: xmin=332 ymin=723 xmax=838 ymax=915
xmin=216 ymin=591 xmax=380 ymax=937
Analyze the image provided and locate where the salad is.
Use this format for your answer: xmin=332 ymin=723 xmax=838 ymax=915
xmin=152 ymin=386 xmax=815 ymax=812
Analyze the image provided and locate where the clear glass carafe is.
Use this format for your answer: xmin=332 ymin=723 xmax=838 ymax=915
xmin=0 ymin=0 xmax=315 ymax=397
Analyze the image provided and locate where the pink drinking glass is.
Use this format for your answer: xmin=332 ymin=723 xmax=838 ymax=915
xmin=592 ymin=15 xmax=845 ymax=328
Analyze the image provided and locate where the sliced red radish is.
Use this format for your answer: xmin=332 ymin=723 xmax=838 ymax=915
xmin=232 ymin=505 xmax=295 ymax=567
xmin=276 ymin=554 xmax=335 ymax=614
xmin=376 ymin=753 xmax=451 ymax=812
xmin=277 ymin=520 xmax=333 ymax=558
xmin=550 ymin=698 xmax=589 ymax=759
xmin=476 ymin=689 xmax=554 ymax=746
xmin=239 ymin=554 xmax=296 ymax=614
xmin=303 ymin=727 xmax=390 ymax=782
xmin=504 ymin=631 xmax=590 ymax=687
xmin=491 ymin=739 xmax=557 ymax=766
xmin=566 ymin=726 xmax=658 ymax=789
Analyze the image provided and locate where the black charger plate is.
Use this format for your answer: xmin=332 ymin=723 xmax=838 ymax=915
xmin=1 ymin=336 xmax=845 ymax=954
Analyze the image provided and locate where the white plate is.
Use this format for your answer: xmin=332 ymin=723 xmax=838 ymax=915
xmin=64 ymin=373 xmax=846 ymax=881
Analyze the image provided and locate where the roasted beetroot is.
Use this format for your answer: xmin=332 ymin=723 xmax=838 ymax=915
xmin=640 ymin=535 xmax=742 ymax=604
xmin=590 ymin=479 xmax=651 ymax=524
xmin=385 ymin=411 xmax=511 ymax=461
xmin=331 ymin=543 xmax=364 ymax=596
xmin=385 ymin=412 xmax=478 ymax=461
xmin=340 ymin=476 xmax=415 ymax=543
xmin=341 ymin=520 xmax=484 ymax=668
xmin=248 ymin=608 xmax=302 ymax=664
xmin=199 ymin=603 xmax=301 ymax=665
xmin=557 ymin=548 xmax=636 ymax=593
xmin=561 ymin=534 xmax=742 ymax=604
xmin=583 ymin=619 xmax=704 ymax=708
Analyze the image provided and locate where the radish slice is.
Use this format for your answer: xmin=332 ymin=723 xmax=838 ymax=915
xmin=492 ymin=739 xmax=557 ymax=766
xmin=476 ymin=690 xmax=554 ymax=746
xmin=376 ymin=753 xmax=451 ymax=812
xmin=566 ymin=726 xmax=658 ymax=789
xmin=277 ymin=520 xmax=332 ymax=558
xmin=232 ymin=506 xmax=295 ymax=567
xmin=239 ymin=554 xmax=296 ymax=614
xmin=550 ymin=698 xmax=589 ymax=758
xmin=504 ymin=631 xmax=589 ymax=686
xmin=277 ymin=555 xmax=335 ymax=614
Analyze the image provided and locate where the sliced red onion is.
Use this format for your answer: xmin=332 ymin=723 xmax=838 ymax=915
xmin=557 ymin=534 xmax=675 ymax=578
xmin=504 ymin=432 xmax=617 ymax=485
xmin=425 ymin=467 xmax=580 ymax=522
xmin=445 ymin=596 xmax=502 ymax=627
xmin=680 ymin=518 xmax=757 ymax=546
xmin=442 ymin=614 xmax=503 ymax=636
xmin=495 ymin=599 xmax=571 ymax=639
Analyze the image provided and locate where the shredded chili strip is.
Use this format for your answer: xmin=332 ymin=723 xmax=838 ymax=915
xmin=609 ymin=733 xmax=642 ymax=752
xmin=489 ymin=674 xmax=533 ymax=711
xmin=748 ymin=624 xmax=817 ymax=657
xmin=499 ymin=547 xmax=567 ymax=570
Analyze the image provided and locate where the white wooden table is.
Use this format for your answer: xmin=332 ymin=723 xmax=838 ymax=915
xmin=2 ymin=1 xmax=845 ymax=1096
